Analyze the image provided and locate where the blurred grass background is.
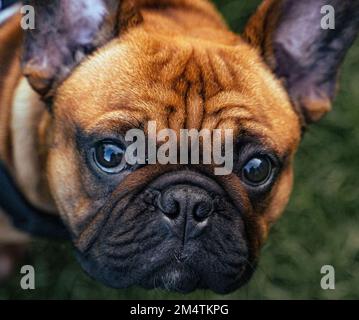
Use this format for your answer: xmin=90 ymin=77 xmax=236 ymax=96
xmin=1 ymin=0 xmax=359 ymax=299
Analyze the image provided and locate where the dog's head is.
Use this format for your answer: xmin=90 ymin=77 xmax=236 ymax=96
xmin=21 ymin=0 xmax=358 ymax=293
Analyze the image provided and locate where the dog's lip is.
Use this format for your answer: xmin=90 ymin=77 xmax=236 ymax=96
xmin=141 ymin=257 xmax=251 ymax=293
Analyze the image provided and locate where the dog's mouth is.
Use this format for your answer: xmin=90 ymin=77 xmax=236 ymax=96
xmin=73 ymin=170 xmax=257 ymax=293
xmin=139 ymin=250 xmax=254 ymax=294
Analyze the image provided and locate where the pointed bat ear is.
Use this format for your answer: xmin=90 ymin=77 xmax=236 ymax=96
xmin=21 ymin=0 xmax=142 ymax=98
xmin=243 ymin=0 xmax=359 ymax=125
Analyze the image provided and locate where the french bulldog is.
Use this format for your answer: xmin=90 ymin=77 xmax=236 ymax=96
xmin=0 ymin=0 xmax=358 ymax=293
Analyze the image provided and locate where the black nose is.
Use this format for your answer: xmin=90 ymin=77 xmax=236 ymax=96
xmin=156 ymin=185 xmax=214 ymax=241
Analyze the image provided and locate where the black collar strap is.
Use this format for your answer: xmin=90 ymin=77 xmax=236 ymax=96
xmin=0 ymin=161 xmax=69 ymax=239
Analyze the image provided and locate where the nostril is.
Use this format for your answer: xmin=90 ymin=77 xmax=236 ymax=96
xmin=193 ymin=201 xmax=213 ymax=222
xmin=156 ymin=192 xmax=180 ymax=220
xmin=164 ymin=200 xmax=180 ymax=220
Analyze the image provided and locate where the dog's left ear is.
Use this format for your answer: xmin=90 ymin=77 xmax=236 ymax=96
xmin=243 ymin=0 xmax=359 ymax=125
xmin=21 ymin=0 xmax=142 ymax=98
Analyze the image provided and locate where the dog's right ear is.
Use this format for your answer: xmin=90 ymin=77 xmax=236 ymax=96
xmin=21 ymin=0 xmax=142 ymax=98
xmin=243 ymin=0 xmax=359 ymax=126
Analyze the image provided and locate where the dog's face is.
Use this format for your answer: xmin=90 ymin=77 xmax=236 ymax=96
xmin=21 ymin=0 xmax=358 ymax=293
xmin=48 ymin=33 xmax=300 ymax=293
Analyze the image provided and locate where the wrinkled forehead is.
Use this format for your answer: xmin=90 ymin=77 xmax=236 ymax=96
xmin=55 ymin=33 xmax=301 ymax=153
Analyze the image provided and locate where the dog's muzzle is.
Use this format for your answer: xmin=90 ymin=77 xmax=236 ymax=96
xmin=75 ymin=170 xmax=252 ymax=293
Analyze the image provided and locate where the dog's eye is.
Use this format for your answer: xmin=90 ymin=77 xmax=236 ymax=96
xmin=93 ymin=141 xmax=126 ymax=173
xmin=242 ymin=156 xmax=272 ymax=186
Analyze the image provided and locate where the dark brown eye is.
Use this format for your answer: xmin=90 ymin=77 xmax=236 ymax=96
xmin=93 ymin=141 xmax=126 ymax=173
xmin=242 ymin=156 xmax=272 ymax=186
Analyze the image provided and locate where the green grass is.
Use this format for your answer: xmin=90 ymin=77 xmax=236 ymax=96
xmin=1 ymin=0 xmax=359 ymax=299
